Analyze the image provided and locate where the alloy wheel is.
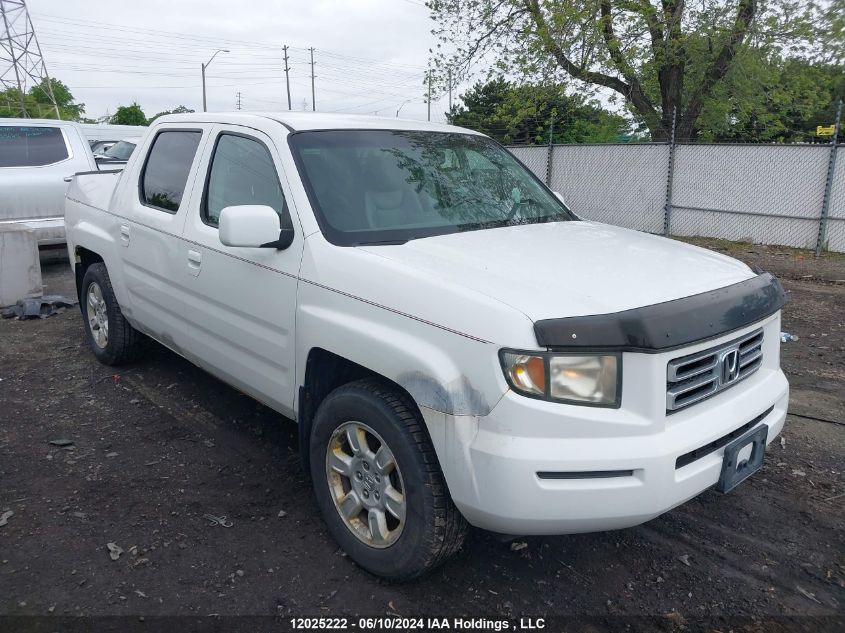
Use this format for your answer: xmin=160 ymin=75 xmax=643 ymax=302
xmin=325 ymin=421 xmax=406 ymax=548
xmin=86 ymin=282 xmax=109 ymax=349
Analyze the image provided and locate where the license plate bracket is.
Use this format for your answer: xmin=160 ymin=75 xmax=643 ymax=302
xmin=716 ymin=424 xmax=768 ymax=493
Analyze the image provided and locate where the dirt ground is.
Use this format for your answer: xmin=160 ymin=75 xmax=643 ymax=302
xmin=679 ymin=237 xmax=845 ymax=284
xmin=0 ymin=250 xmax=843 ymax=631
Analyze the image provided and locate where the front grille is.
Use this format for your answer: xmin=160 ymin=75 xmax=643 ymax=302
xmin=666 ymin=328 xmax=764 ymax=412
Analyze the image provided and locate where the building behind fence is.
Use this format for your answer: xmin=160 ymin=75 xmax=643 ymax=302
xmin=506 ymin=102 xmax=844 ymax=254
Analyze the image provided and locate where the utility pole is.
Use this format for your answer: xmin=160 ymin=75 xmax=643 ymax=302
xmin=309 ymin=47 xmax=316 ymax=112
xmin=1 ymin=0 xmax=60 ymax=118
xmin=426 ymin=70 xmax=431 ymax=122
xmin=447 ymin=68 xmax=452 ymax=113
xmin=283 ymin=45 xmax=292 ymax=111
xmin=236 ymin=91 xmax=242 ymax=110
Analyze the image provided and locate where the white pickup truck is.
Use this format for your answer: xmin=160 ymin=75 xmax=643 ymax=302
xmin=1 ymin=118 xmax=98 ymax=244
xmin=65 ymin=112 xmax=789 ymax=579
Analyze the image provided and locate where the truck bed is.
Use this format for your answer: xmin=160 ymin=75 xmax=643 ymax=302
xmin=66 ymin=169 xmax=124 ymax=214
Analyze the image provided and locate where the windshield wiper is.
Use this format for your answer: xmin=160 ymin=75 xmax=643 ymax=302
xmin=354 ymin=238 xmax=410 ymax=246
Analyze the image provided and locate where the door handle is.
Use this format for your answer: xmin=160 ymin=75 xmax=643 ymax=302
xmin=187 ymin=249 xmax=202 ymax=276
xmin=119 ymin=224 xmax=130 ymax=246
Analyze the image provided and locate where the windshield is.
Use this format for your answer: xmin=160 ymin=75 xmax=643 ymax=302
xmin=104 ymin=140 xmax=136 ymax=160
xmin=290 ymin=130 xmax=574 ymax=246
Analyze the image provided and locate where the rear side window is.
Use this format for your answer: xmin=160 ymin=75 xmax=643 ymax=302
xmin=203 ymin=133 xmax=287 ymax=227
xmin=141 ymin=130 xmax=202 ymax=212
xmin=0 ymin=126 xmax=69 ymax=167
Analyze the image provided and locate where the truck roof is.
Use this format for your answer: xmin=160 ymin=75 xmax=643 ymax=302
xmin=0 ymin=117 xmax=82 ymax=127
xmin=151 ymin=111 xmax=483 ymax=135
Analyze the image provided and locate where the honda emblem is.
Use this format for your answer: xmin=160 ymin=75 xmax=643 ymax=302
xmin=720 ymin=348 xmax=740 ymax=384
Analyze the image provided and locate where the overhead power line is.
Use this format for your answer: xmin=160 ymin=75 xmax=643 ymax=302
xmin=24 ymin=9 xmax=446 ymax=118
xmin=31 ymin=11 xmax=427 ymax=71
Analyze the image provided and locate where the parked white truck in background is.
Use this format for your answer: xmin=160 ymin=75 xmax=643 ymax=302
xmin=64 ymin=112 xmax=789 ymax=579
xmin=1 ymin=118 xmax=97 ymax=245
xmin=80 ymin=122 xmax=145 ymax=156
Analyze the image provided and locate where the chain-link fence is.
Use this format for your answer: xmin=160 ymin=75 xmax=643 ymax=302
xmin=506 ymin=102 xmax=845 ymax=256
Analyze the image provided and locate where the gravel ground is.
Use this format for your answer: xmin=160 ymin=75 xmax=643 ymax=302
xmin=0 ymin=251 xmax=843 ymax=632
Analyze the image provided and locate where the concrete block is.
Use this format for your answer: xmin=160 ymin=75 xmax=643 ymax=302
xmin=0 ymin=224 xmax=43 ymax=307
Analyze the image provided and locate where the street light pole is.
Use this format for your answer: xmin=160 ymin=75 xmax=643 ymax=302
xmin=201 ymin=49 xmax=229 ymax=112
xmin=396 ymin=100 xmax=411 ymax=117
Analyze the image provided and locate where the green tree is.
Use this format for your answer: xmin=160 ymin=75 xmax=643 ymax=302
xmin=429 ymin=0 xmax=822 ymax=141
xmin=110 ymin=102 xmax=147 ymax=126
xmin=0 ymin=78 xmax=85 ymax=120
xmin=448 ymin=78 xmax=631 ymax=144
xmin=818 ymin=0 xmax=844 ymax=66
xmin=696 ymin=53 xmax=844 ymax=142
xmin=147 ymin=104 xmax=194 ymax=124
xmin=0 ymin=88 xmax=27 ymax=118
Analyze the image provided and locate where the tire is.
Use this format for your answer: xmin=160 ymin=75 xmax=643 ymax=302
xmin=80 ymin=262 xmax=147 ymax=365
xmin=310 ymin=379 xmax=467 ymax=580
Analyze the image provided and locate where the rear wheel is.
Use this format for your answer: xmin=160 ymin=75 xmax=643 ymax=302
xmin=80 ymin=263 xmax=146 ymax=365
xmin=310 ymin=379 xmax=467 ymax=580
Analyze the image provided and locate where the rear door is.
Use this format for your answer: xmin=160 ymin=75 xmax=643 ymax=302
xmin=110 ymin=123 xmax=211 ymax=351
xmin=179 ymin=123 xmax=303 ymax=417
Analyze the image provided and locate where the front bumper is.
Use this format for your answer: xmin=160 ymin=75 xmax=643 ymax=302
xmin=423 ymin=317 xmax=788 ymax=535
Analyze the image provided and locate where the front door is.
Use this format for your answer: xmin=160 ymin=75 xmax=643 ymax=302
xmin=179 ymin=124 xmax=303 ymax=418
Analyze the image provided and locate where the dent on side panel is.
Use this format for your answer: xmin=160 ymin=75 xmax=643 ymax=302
xmin=396 ymin=371 xmax=491 ymax=417
xmin=419 ymin=406 xmax=482 ymax=516
xmin=296 ymin=283 xmax=508 ymax=419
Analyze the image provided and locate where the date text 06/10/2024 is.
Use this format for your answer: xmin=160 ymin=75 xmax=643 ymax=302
xmin=290 ymin=617 xmax=547 ymax=630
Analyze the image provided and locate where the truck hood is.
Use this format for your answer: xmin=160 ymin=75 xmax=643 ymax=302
xmin=359 ymin=221 xmax=755 ymax=321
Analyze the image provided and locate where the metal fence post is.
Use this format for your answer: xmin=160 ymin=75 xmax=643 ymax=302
xmin=545 ymin=113 xmax=555 ymax=186
xmin=663 ymin=107 xmax=677 ymax=236
xmin=815 ymin=99 xmax=843 ymax=257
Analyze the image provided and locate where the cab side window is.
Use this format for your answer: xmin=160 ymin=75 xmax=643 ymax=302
xmin=203 ymin=133 xmax=288 ymax=227
xmin=141 ymin=130 xmax=202 ymax=213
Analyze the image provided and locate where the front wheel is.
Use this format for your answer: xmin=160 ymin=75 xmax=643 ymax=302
xmin=310 ymin=379 xmax=467 ymax=580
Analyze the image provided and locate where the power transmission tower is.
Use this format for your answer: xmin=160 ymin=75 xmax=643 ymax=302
xmin=309 ymin=47 xmax=315 ymax=112
xmin=236 ymin=91 xmax=242 ymax=110
xmin=0 ymin=0 xmax=60 ymax=118
xmin=282 ymin=45 xmax=291 ymax=111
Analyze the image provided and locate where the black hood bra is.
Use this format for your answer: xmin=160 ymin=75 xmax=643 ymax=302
xmin=534 ymin=272 xmax=786 ymax=353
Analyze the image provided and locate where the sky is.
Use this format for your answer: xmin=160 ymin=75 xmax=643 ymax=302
xmin=25 ymin=0 xmax=455 ymax=122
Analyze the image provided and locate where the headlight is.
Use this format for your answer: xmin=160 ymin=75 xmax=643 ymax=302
xmin=500 ymin=350 xmax=620 ymax=407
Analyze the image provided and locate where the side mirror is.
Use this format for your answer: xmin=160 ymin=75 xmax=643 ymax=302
xmin=553 ymin=191 xmax=567 ymax=207
xmin=553 ymin=191 xmax=581 ymax=219
xmin=218 ymin=205 xmax=294 ymax=249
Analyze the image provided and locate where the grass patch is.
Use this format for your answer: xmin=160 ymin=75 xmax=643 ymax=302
xmin=673 ymin=236 xmax=845 ymax=262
